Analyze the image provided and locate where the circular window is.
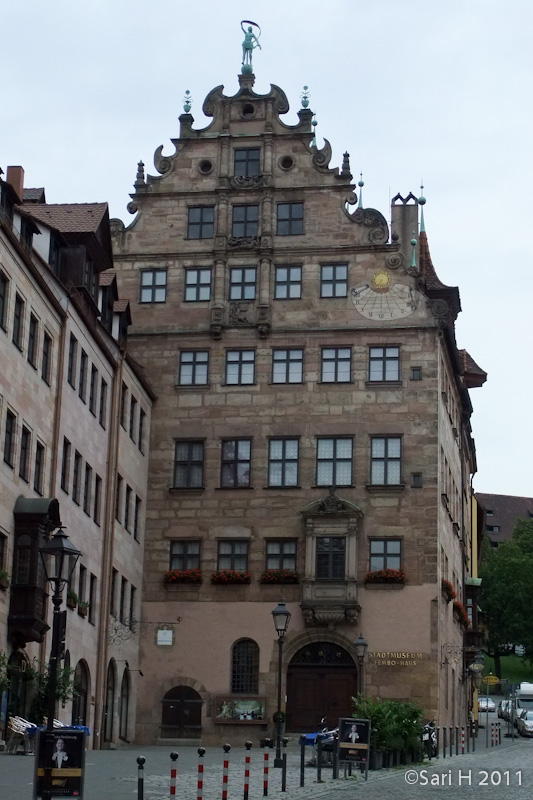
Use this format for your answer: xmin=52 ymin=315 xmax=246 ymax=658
xmin=198 ymin=160 xmax=213 ymax=175
xmin=241 ymin=103 xmax=255 ymax=118
xmin=279 ymin=156 xmax=295 ymax=171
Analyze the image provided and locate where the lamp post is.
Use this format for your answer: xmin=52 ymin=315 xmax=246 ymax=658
xmin=272 ymin=600 xmax=291 ymax=768
xmin=354 ymin=634 xmax=368 ymax=696
xmin=39 ymin=526 xmax=81 ymax=731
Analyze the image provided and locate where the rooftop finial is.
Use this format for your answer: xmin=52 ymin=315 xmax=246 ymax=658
xmin=134 ymin=160 xmax=145 ymax=189
xmin=418 ymin=180 xmax=426 ymax=233
xmin=241 ymin=20 xmax=261 ymax=74
xmin=410 ymin=231 xmax=418 ymax=270
xmin=340 ymin=152 xmax=352 ymax=180
xmin=301 ymin=86 xmax=310 ymax=108
xmin=183 ymin=90 xmax=192 ymax=114
xmin=358 ymin=172 xmax=364 ymax=208
xmin=311 ymin=114 xmax=318 ymax=148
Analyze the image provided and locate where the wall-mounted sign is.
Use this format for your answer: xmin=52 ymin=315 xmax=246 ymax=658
xmin=368 ymin=651 xmax=424 ymax=666
xmin=157 ymin=629 xmax=173 ymax=646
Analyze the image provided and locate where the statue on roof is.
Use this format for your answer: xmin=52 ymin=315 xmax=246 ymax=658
xmin=241 ymin=20 xmax=261 ymax=71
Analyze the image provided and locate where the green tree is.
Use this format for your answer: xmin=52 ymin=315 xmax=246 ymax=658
xmin=27 ymin=662 xmax=76 ymax=725
xmin=0 ymin=651 xmax=10 ymax=695
xmin=479 ymin=519 xmax=533 ymax=677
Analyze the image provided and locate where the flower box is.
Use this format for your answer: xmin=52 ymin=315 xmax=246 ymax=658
xmin=67 ymin=592 xmax=78 ymax=609
xmin=453 ymin=601 xmax=470 ymax=628
xmin=441 ymin=579 xmax=456 ymax=603
xmin=78 ymin=602 xmax=89 ymax=617
xmin=364 ymin=568 xmax=406 ymax=585
xmin=211 ymin=570 xmax=251 ymax=585
xmin=0 ymin=574 xmax=10 ymax=591
xmin=259 ymin=569 xmax=299 ymax=585
xmin=164 ymin=569 xmax=203 ymax=585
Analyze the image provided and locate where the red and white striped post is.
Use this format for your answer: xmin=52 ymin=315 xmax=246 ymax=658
xmin=197 ymin=747 xmax=206 ymax=800
xmin=170 ymin=752 xmax=178 ymax=798
xmin=263 ymin=738 xmax=271 ymax=797
xmin=461 ymin=727 xmax=465 ymax=754
xmin=222 ymin=744 xmax=231 ymax=800
xmin=244 ymin=741 xmax=252 ymax=800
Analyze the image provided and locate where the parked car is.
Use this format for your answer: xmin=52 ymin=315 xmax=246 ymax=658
xmin=516 ymin=710 xmax=533 ymax=737
xmin=478 ymin=697 xmax=496 ymax=712
xmin=498 ymin=699 xmax=513 ymax=720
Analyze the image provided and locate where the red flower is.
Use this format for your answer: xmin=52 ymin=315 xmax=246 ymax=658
xmin=365 ymin=568 xmax=406 ymax=584
xmin=211 ymin=570 xmax=252 ymax=585
xmin=164 ymin=569 xmax=203 ymax=584
xmin=259 ymin=569 xmax=299 ymax=584
xmin=441 ymin=579 xmax=456 ymax=602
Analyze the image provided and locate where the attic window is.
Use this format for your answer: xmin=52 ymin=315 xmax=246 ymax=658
xmin=241 ymin=103 xmax=255 ymax=118
xmin=199 ymin=160 xmax=213 ymax=175
xmin=279 ymin=156 xmax=294 ymax=171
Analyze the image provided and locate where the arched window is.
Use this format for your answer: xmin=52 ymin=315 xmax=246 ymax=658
xmin=119 ymin=669 xmax=130 ymax=740
xmin=72 ymin=661 xmax=89 ymax=726
xmin=104 ymin=661 xmax=116 ymax=742
xmin=7 ymin=651 xmax=31 ymax=719
xmin=231 ymin=639 xmax=259 ymax=694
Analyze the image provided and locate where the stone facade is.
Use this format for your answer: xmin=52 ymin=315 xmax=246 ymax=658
xmin=110 ymin=72 xmax=485 ymax=744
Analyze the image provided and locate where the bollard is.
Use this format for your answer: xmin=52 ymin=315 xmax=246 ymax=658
xmin=137 ymin=756 xmax=146 ymax=800
xmin=467 ymin=725 xmax=470 ymax=754
xmin=436 ymin=727 xmax=440 ymax=759
xmin=491 ymin=723 xmax=495 ymax=747
xmin=197 ymin=746 xmax=206 ymax=800
xmin=263 ymin=738 xmax=270 ymax=797
xmin=449 ymin=726 xmax=453 ymax=758
xmin=332 ymin=732 xmax=338 ymax=779
xmin=222 ymin=744 xmax=231 ymax=800
xmin=455 ymin=726 xmax=459 ymax=756
xmin=299 ymin=735 xmax=306 ymax=788
xmin=281 ymin=737 xmax=288 ymax=793
xmin=499 ymin=722 xmax=502 ymax=745
xmin=461 ymin=727 xmax=465 ymax=755
xmin=472 ymin=723 xmax=475 ymax=753
xmin=316 ymin=734 xmax=322 ymax=784
xmin=170 ymin=752 xmax=178 ymax=799
xmin=442 ymin=726 xmax=446 ymax=758
xmin=244 ymin=741 xmax=252 ymax=800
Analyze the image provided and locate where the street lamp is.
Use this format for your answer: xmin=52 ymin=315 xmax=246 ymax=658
xmin=467 ymin=650 xmax=485 ymax=690
xmin=272 ymin=600 xmax=291 ymax=768
xmin=354 ymin=634 xmax=368 ymax=696
xmin=40 ymin=526 xmax=81 ymax=730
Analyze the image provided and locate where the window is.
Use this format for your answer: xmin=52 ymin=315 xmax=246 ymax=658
xmin=370 ymin=436 xmax=402 ymax=485
xmin=369 ymin=346 xmax=400 ymax=381
xmin=321 ymin=264 xmax=347 ymax=298
xmin=221 ymin=439 xmax=251 ymax=488
xmin=179 ymin=351 xmax=209 ymax=386
xmin=232 ymin=205 xmax=259 ymax=238
xmin=89 ymin=574 xmax=97 ymax=624
xmin=120 ymin=383 xmax=128 ymax=428
xmin=41 ymin=332 xmax=52 ymax=384
xmin=234 ymin=148 xmax=260 ymax=177
xmin=266 ymin=540 xmax=296 ymax=571
xmin=187 ymin=206 xmax=214 ymax=239
xmin=275 ymin=266 xmax=302 ymax=299
xmin=412 ymin=473 xmax=423 ymax=488
xmin=316 ymin=437 xmax=353 ymax=486
xmin=173 ymin=441 xmax=204 ymax=489
xmin=78 ymin=564 xmax=87 ymax=604
xmin=229 ymin=267 xmax=256 ymax=300
xmin=27 ymin=314 xmax=38 ymax=366
xmin=225 ymin=350 xmax=255 ymax=385
xmin=124 ymin=486 xmax=132 ymax=532
xmin=111 ymin=569 xmax=118 ymax=616
xmin=79 ymin=350 xmax=88 ymax=402
xmin=321 ymin=347 xmax=351 ymax=382
xmin=140 ymin=269 xmax=167 ymax=303
xmin=61 ymin=438 xmax=71 ymax=492
xmin=120 ymin=576 xmax=127 ymax=623
xmin=138 ymin=409 xmax=145 ymax=453
xmin=94 ymin=475 xmax=102 ymax=525
xmin=12 ymin=294 xmax=24 ymax=349
xmin=89 ymin=366 xmax=98 ymax=414
xmin=4 ymin=410 xmax=16 ymax=467
xmin=277 ymin=202 xmax=304 ymax=235
xmin=170 ymin=540 xmax=200 ymax=570
xmin=133 ymin=496 xmax=141 ymax=540
xmin=231 ymin=639 xmax=259 ymax=694
xmin=487 ymin=525 xmax=501 ymax=533
xmin=218 ymin=540 xmax=249 ymax=571
xmin=115 ymin=474 xmax=123 ymax=521
xmin=34 ymin=443 xmax=44 ymax=494
xmin=268 ymin=439 xmax=299 ymax=487
xmin=369 ymin=539 xmax=401 ymax=571
xmin=19 ymin=426 xmax=31 ymax=481
xmin=272 ymin=349 xmax=303 ymax=384
xmin=67 ymin=335 xmax=78 ymax=387
xmin=99 ymin=380 xmax=108 ymax=428
xmin=72 ymin=452 xmax=82 ymax=504
xmin=83 ymin=464 xmax=92 ymax=515
xmin=129 ymin=397 xmax=137 ymax=441
xmin=184 ymin=268 xmax=211 ymax=302
xmin=129 ymin=586 xmax=136 ymax=629
xmin=0 ymin=271 xmax=8 ymax=330
xmin=411 ymin=366 xmax=422 ymax=381
xmin=316 ymin=537 xmax=345 ymax=580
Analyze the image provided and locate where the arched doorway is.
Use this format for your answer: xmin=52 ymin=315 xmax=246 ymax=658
xmin=71 ymin=661 xmax=89 ymax=726
xmin=104 ymin=661 xmax=116 ymax=742
xmin=7 ymin=650 xmax=31 ymax=721
xmin=286 ymin=642 xmax=357 ymax=731
xmin=161 ymin=686 xmax=202 ymax=739
xmin=119 ymin=669 xmax=130 ymax=740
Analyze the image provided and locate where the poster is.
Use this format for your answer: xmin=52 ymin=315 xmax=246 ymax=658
xmin=34 ymin=729 xmax=86 ymax=798
xmin=338 ymin=717 xmax=371 ymax=766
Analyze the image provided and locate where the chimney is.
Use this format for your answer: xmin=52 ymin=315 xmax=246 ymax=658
xmin=6 ymin=166 xmax=24 ymax=203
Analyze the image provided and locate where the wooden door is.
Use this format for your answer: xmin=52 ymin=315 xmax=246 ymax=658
xmin=286 ymin=667 xmax=356 ymax=732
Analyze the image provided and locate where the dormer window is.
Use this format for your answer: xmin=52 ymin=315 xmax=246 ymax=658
xmin=234 ymin=149 xmax=260 ymax=178
xmin=20 ymin=217 xmax=33 ymax=250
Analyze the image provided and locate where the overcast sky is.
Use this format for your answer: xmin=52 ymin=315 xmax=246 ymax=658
xmin=3 ymin=0 xmax=532 ymax=497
